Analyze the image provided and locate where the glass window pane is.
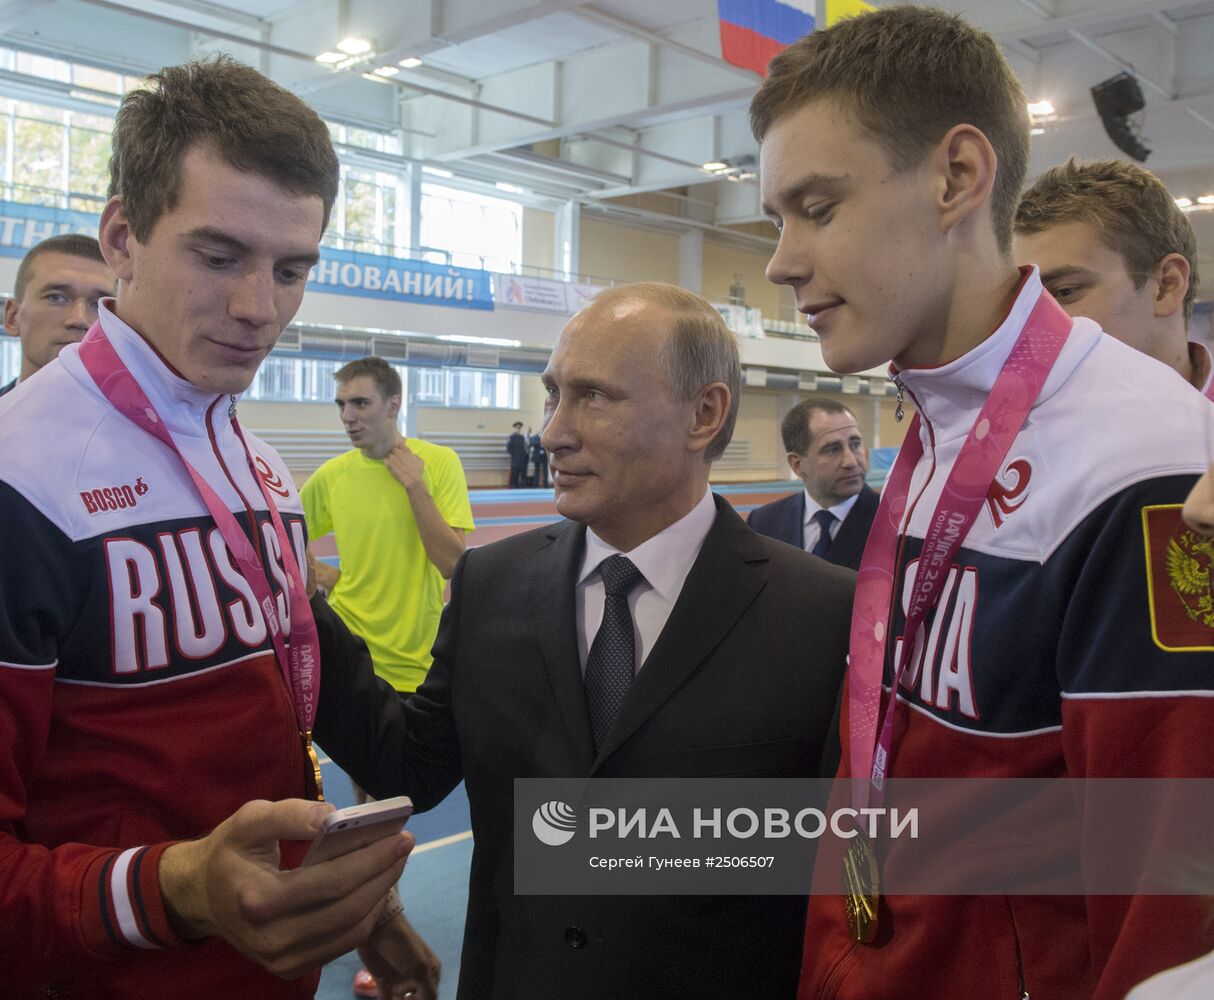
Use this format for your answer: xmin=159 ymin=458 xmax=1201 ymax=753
xmin=14 ymin=101 xmax=64 ymax=124
xmin=15 ymin=52 xmax=69 ymax=83
xmin=382 ymin=181 xmax=397 ymax=251
xmin=348 ymin=127 xmax=380 ymax=151
xmin=0 ymin=339 xmax=20 ymax=384
xmin=14 ymin=116 xmax=65 ymax=204
xmin=71 ymin=112 xmax=113 ymax=132
xmin=344 ymin=174 xmax=378 ymax=243
xmin=421 ymin=183 xmax=522 ymax=273
xmin=69 ymin=125 xmax=110 ymax=201
xmin=72 ymin=65 xmax=122 ymax=94
xmin=300 ymin=358 xmax=342 ymax=401
xmin=247 ymin=356 xmax=301 ymax=400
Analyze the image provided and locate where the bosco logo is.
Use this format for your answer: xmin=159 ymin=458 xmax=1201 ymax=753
xmin=80 ymin=478 xmax=149 ymax=514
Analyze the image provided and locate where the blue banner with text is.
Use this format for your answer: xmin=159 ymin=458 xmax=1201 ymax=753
xmin=0 ymin=199 xmax=495 ymax=311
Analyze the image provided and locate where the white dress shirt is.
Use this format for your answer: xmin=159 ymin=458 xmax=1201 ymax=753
xmin=1126 ymin=950 xmax=1214 ymax=1000
xmin=802 ymin=490 xmax=859 ymax=553
xmin=576 ymin=488 xmax=716 ymax=675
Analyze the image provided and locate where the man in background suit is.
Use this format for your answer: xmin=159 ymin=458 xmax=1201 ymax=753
xmin=529 ymin=427 xmax=549 ymax=487
xmin=314 ymin=281 xmax=854 ymax=1000
xmin=506 ymin=420 xmax=529 ymax=487
xmin=748 ymin=399 xmax=878 ymax=569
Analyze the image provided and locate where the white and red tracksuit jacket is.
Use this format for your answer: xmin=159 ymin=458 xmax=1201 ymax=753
xmin=0 ymin=302 xmax=319 ymax=998
xmin=799 ymin=270 xmax=1214 ymax=1000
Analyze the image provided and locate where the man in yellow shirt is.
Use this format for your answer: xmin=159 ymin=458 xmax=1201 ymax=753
xmin=303 ymin=355 xmax=472 ymax=997
xmin=303 ymin=356 xmax=474 ymax=694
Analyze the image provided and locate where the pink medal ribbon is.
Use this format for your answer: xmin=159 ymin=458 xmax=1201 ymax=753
xmin=78 ymin=322 xmax=323 ymax=799
xmin=848 ymin=288 xmax=1073 ymax=815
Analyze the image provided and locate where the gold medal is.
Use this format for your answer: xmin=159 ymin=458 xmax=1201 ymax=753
xmin=843 ymin=832 xmax=880 ymax=943
xmin=304 ymin=731 xmax=324 ymax=801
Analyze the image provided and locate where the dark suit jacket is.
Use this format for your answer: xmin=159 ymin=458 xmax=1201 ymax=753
xmin=314 ymin=496 xmax=854 ymax=1000
xmin=528 ymin=434 xmax=546 ymax=464
xmin=747 ymin=485 xmax=879 ymax=571
xmin=506 ymin=431 xmax=529 ymax=468
xmin=0 ymin=378 xmax=16 ymax=398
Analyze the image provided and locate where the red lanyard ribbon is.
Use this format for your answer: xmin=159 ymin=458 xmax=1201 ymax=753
xmin=78 ymin=323 xmax=320 ymax=747
xmin=848 ymin=288 xmax=1072 ymax=813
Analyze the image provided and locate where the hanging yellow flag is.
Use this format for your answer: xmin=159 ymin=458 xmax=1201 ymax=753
xmin=825 ymin=0 xmax=875 ymax=26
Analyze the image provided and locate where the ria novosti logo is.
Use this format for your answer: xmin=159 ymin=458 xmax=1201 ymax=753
xmin=532 ymin=800 xmax=577 ymax=846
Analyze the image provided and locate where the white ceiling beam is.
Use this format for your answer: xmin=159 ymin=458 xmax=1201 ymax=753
xmin=0 ymin=0 xmax=55 ymax=34
xmin=1185 ymin=107 xmax=1214 ymax=135
xmin=73 ymin=0 xmax=558 ymax=129
xmin=425 ymin=84 xmax=753 ymax=163
xmin=1065 ymin=27 xmax=1172 ymax=100
xmin=571 ymin=6 xmax=759 ymax=81
xmin=1153 ymin=10 xmax=1179 ymax=37
xmin=77 ymin=0 xmax=312 ymax=61
xmin=575 ymin=132 xmax=705 ymax=171
xmin=1000 ymin=36 xmax=1041 ymax=65
xmin=996 ymin=0 xmax=1195 ymax=46
xmin=1014 ymin=0 xmax=1053 ymax=19
xmin=144 ymin=0 xmax=266 ymax=31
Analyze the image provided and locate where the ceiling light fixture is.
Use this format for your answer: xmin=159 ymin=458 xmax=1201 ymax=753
xmin=399 ymin=57 xmax=424 ymax=69
xmin=337 ymin=37 xmax=372 ymax=56
xmin=360 ymin=73 xmax=392 ymax=85
xmin=373 ymin=65 xmax=400 ymax=77
xmin=315 ymin=51 xmax=345 ymax=64
xmin=702 ymin=155 xmax=756 ymax=181
xmin=1030 ymin=127 xmax=1045 ymax=136
xmin=1027 ymin=99 xmax=1055 ymax=117
xmin=1198 ymin=195 xmax=1214 ymax=205
xmin=1176 ymin=197 xmax=1193 ymax=207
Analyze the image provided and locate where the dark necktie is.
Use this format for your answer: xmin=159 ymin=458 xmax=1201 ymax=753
xmin=584 ymin=555 xmax=645 ymax=751
xmin=810 ymin=509 xmax=838 ymax=558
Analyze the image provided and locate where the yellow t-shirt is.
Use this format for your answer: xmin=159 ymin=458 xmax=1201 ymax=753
xmin=302 ymin=440 xmax=475 ymax=692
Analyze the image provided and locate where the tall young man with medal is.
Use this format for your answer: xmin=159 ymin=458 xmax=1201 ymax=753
xmin=754 ymin=7 xmax=1214 ymax=1000
xmin=0 ymin=59 xmax=415 ymax=998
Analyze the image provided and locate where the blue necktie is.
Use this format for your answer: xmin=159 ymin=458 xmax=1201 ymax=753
xmin=585 ymin=555 xmax=645 ymax=750
xmin=810 ymin=509 xmax=837 ymax=558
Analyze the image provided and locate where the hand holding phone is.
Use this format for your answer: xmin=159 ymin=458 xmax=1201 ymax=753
xmin=301 ymin=795 xmax=414 ymax=867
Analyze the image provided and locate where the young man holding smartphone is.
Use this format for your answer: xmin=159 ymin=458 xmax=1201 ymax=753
xmin=0 ymin=57 xmax=425 ymax=999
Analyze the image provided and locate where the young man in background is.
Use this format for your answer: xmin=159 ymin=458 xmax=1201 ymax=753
xmin=1015 ymin=157 xmax=1211 ymax=399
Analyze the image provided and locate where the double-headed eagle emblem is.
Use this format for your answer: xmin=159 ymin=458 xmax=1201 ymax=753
xmin=1167 ymin=531 xmax=1214 ymax=629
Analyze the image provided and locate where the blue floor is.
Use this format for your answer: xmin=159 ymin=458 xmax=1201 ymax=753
xmin=314 ymin=759 xmax=472 ymax=1000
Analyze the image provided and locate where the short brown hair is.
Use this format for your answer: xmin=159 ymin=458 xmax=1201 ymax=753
xmin=781 ymin=399 xmax=856 ymax=456
xmin=109 ymin=55 xmax=339 ymax=241
xmin=590 ymin=283 xmax=741 ymax=462
xmin=1015 ymin=158 xmax=1200 ymax=325
xmin=750 ymin=5 xmax=1030 ymax=254
xmin=335 ymin=356 xmax=401 ymax=400
xmin=13 ymin=234 xmax=108 ymax=301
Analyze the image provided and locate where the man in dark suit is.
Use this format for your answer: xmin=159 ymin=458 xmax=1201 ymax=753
xmin=748 ymin=399 xmax=878 ymax=570
xmin=315 ymin=282 xmax=854 ymax=1000
xmin=529 ymin=429 xmax=548 ymax=487
xmin=506 ymin=420 xmax=529 ymax=487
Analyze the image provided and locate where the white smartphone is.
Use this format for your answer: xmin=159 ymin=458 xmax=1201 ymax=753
xmin=300 ymin=795 xmax=414 ymax=867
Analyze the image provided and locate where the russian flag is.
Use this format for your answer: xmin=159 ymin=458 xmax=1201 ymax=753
xmin=718 ymin=0 xmax=815 ymax=77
